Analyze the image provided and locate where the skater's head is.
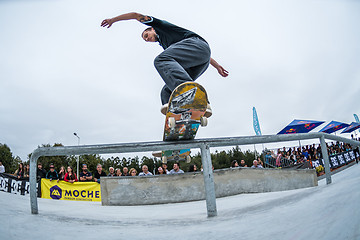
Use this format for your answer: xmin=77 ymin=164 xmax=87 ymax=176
xmin=142 ymin=27 xmax=158 ymax=42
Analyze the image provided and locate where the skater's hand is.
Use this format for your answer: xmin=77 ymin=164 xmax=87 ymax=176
xmin=101 ymin=18 xmax=114 ymax=28
xmin=217 ymin=65 xmax=229 ymax=77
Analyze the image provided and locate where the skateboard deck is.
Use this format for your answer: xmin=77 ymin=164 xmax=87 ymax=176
xmin=152 ymin=149 xmax=191 ymax=162
xmin=160 ymin=82 xmax=208 ymax=163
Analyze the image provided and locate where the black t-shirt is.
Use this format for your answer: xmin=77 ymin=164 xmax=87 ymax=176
xmin=37 ymin=168 xmax=46 ymax=179
xmin=94 ymin=171 xmax=107 ymax=179
xmin=143 ymin=16 xmax=206 ymax=50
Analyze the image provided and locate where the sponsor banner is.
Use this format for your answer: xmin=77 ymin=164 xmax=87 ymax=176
xmin=312 ymin=150 xmax=356 ymax=170
xmin=41 ymin=179 xmax=101 ymax=202
xmin=0 ymin=173 xmax=41 ymax=197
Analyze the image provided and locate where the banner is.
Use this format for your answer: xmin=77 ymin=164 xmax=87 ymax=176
xmin=312 ymin=150 xmax=357 ymax=169
xmin=41 ymin=179 xmax=101 ymax=202
xmin=0 ymin=173 xmax=41 ymax=197
xmin=252 ymin=107 xmax=262 ymax=136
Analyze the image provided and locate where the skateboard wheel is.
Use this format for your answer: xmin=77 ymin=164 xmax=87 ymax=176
xmin=168 ymin=117 xmax=176 ymax=128
xmin=186 ymin=155 xmax=191 ymax=163
xmin=200 ymin=116 xmax=208 ymax=127
xmin=162 ymin=156 xmax=167 ymax=164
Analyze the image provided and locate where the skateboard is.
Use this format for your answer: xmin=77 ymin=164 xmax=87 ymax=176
xmin=158 ymin=82 xmax=209 ymax=163
xmin=152 ymin=149 xmax=191 ymax=162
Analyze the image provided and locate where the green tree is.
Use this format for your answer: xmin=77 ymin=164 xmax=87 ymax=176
xmin=0 ymin=144 xmax=22 ymax=173
xmin=30 ymin=143 xmax=70 ymax=173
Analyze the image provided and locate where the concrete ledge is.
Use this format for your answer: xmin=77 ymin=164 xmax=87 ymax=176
xmin=101 ymin=168 xmax=318 ymax=206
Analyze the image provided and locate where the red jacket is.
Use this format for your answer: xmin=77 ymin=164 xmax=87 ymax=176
xmin=64 ymin=172 xmax=78 ymax=182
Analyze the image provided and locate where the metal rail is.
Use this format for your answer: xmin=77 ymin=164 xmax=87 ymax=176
xmin=29 ymin=132 xmax=360 ymax=216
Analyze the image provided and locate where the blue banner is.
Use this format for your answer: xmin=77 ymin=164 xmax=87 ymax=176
xmin=253 ymin=107 xmax=262 ymax=136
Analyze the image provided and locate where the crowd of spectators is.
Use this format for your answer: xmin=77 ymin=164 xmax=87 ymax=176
xmin=8 ymin=161 xmax=202 ymax=183
xmin=4 ymin=138 xmax=359 ymax=181
xmin=264 ymin=139 xmax=360 ymax=168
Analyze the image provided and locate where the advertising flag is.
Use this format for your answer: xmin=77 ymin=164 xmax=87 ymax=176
xmin=354 ymin=114 xmax=360 ymax=133
xmin=253 ymin=107 xmax=262 ymax=136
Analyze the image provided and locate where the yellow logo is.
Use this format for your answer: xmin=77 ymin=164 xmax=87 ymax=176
xmin=51 ymin=189 xmax=61 ymax=196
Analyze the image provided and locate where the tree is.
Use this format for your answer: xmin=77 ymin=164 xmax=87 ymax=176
xmin=0 ymin=144 xmax=21 ymax=173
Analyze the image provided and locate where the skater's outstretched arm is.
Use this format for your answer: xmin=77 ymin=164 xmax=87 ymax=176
xmin=101 ymin=12 xmax=151 ymax=28
xmin=210 ymin=58 xmax=229 ymax=77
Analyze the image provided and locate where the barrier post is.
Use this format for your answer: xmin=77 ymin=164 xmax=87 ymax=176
xmin=30 ymin=153 xmax=39 ymax=214
xmin=319 ymin=135 xmax=332 ymax=185
xmin=200 ymin=143 xmax=217 ymax=217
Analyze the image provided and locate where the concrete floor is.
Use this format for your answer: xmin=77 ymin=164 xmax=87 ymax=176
xmin=1 ymin=163 xmax=360 ymax=240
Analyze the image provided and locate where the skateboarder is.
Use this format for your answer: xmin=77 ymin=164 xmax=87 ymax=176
xmin=101 ymin=12 xmax=229 ymax=117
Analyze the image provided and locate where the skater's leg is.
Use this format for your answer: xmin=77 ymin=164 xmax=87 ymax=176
xmin=154 ymin=37 xmax=211 ymax=94
xmin=160 ymin=85 xmax=172 ymax=105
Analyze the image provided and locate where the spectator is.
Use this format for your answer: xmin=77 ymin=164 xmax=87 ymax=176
xmin=46 ymin=165 xmax=59 ymax=180
xmin=14 ymin=162 xmax=24 ymax=179
xmin=188 ymin=164 xmax=198 ymax=172
xmin=231 ymin=160 xmax=239 ymax=168
xmin=251 ymin=160 xmax=264 ymax=169
xmin=129 ymin=168 xmax=137 ymax=176
xmin=64 ymin=166 xmax=78 ymax=183
xmin=107 ymin=167 xmax=116 ymax=177
xmin=58 ymin=166 xmax=66 ymax=182
xmin=121 ymin=167 xmax=130 ymax=176
xmin=265 ymin=152 xmax=272 ymax=165
xmin=239 ymin=159 xmax=248 ymax=167
xmin=0 ymin=161 xmax=5 ymax=173
xmin=94 ymin=164 xmax=107 ymax=183
xmin=162 ymin=163 xmax=169 ymax=174
xmin=257 ymin=157 xmax=264 ymax=166
xmin=37 ymin=162 xmax=46 ymax=180
xmin=169 ymin=162 xmax=184 ymax=174
xmin=115 ymin=168 xmax=121 ymax=176
xmin=276 ymin=150 xmax=282 ymax=167
xmin=23 ymin=164 xmax=29 ymax=178
xmin=139 ymin=165 xmax=153 ymax=176
xmin=79 ymin=164 xmax=93 ymax=182
xmin=157 ymin=166 xmax=166 ymax=175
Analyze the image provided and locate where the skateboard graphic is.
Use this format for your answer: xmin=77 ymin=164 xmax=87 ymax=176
xmin=156 ymin=82 xmax=208 ymax=163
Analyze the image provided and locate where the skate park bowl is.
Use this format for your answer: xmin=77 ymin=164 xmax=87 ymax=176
xmin=28 ymin=132 xmax=360 ymax=217
xmin=100 ymin=168 xmax=317 ymax=206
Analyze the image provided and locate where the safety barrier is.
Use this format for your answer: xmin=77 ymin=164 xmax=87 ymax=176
xmin=29 ymin=132 xmax=360 ymax=217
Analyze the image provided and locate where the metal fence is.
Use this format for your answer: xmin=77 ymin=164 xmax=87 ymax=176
xmin=29 ymin=132 xmax=360 ymax=217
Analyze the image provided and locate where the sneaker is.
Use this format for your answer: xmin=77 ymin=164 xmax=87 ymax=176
xmin=204 ymin=104 xmax=212 ymax=118
xmin=160 ymin=103 xmax=168 ymax=115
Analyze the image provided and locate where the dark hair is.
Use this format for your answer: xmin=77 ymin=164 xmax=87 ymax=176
xmin=231 ymin=160 xmax=238 ymax=168
xmin=142 ymin=27 xmax=153 ymax=37
xmin=188 ymin=164 xmax=197 ymax=172
xmin=173 ymin=162 xmax=180 ymax=168
xmin=67 ymin=166 xmax=76 ymax=180
xmin=157 ymin=166 xmax=165 ymax=175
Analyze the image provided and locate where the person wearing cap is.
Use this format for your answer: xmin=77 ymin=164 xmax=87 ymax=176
xmin=79 ymin=164 xmax=93 ymax=182
xmin=46 ymin=164 xmax=59 ymax=180
xmin=37 ymin=162 xmax=47 ymax=180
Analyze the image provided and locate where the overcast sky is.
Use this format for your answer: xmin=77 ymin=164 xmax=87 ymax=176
xmin=1 ymin=0 xmax=359 ymax=161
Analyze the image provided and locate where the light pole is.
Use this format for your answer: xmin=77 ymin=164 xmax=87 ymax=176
xmin=73 ymin=133 xmax=80 ymax=179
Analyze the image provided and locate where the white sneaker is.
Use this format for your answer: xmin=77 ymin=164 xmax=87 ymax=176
xmin=161 ymin=103 xmax=169 ymax=115
xmin=204 ymin=104 xmax=212 ymax=118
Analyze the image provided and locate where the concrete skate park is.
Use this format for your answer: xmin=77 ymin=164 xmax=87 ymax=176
xmin=1 ymin=133 xmax=360 ymax=240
